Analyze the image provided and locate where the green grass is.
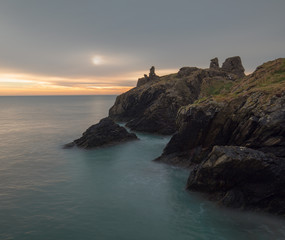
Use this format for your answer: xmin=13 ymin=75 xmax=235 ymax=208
xmin=203 ymin=81 xmax=233 ymax=96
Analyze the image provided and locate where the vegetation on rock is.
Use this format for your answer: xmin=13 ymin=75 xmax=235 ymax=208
xmin=155 ymin=58 xmax=285 ymax=215
xmin=109 ymin=56 xmax=245 ymax=134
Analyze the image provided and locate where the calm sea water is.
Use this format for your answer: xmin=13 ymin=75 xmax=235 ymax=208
xmin=0 ymin=95 xmax=284 ymax=240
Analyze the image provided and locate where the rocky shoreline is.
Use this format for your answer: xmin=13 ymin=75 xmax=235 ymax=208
xmin=64 ymin=117 xmax=138 ymax=149
xmin=187 ymin=145 xmax=285 ymax=215
xmin=67 ymin=56 xmax=285 ymax=216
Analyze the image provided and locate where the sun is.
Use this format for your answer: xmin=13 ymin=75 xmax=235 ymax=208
xmin=92 ymin=55 xmax=103 ymax=65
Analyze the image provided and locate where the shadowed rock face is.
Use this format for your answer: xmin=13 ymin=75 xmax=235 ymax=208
xmin=210 ymin=57 xmax=219 ymax=69
xmin=155 ymin=58 xmax=285 ymax=215
xmin=177 ymin=67 xmax=199 ymax=77
xmin=221 ymin=56 xmax=245 ymax=78
xmin=64 ymin=117 xmax=138 ymax=149
xmin=137 ymin=66 xmax=160 ymax=87
xmin=187 ymin=146 xmax=285 ymax=215
xmin=157 ymin=91 xmax=285 ymax=166
xmin=110 ymin=57 xmax=244 ymax=135
xmin=157 ymin=59 xmax=285 ymax=166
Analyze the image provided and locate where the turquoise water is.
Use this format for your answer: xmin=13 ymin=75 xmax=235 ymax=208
xmin=0 ymin=95 xmax=284 ymax=240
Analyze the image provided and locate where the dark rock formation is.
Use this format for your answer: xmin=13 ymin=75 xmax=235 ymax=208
xmin=110 ymin=57 xmax=244 ymax=134
xmin=221 ymin=56 xmax=245 ymax=78
xmin=155 ymin=101 xmax=225 ymax=167
xmin=67 ymin=56 xmax=285 ymax=215
xmin=136 ymin=76 xmax=149 ymax=88
xmin=157 ymin=59 xmax=285 ymax=165
xmin=64 ymin=117 xmax=138 ymax=149
xmin=210 ymin=57 xmax=219 ymax=69
xmin=137 ymin=66 xmax=160 ymax=87
xmin=155 ymin=58 xmax=285 ymax=215
xmin=177 ymin=67 xmax=199 ymax=77
xmin=149 ymin=66 xmax=158 ymax=79
xmin=187 ymin=146 xmax=285 ymax=215
xmin=157 ymin=91 xmax=285 ymax=166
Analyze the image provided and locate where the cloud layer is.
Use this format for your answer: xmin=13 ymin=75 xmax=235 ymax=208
xmin=0 ymin=0 xmax=284 ymax=95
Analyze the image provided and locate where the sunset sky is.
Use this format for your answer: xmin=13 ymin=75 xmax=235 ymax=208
xmin=0 ymin=0 xmax=284 ymax=95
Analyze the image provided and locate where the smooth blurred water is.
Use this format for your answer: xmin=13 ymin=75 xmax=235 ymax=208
xmin=0 ymin=95 xmax=284 ymax=240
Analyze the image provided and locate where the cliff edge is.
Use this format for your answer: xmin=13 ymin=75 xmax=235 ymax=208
xmin=155 ymin=58 xmax=285 ymax=215
xmin=109 ymin=57 xmax=245 ymax=134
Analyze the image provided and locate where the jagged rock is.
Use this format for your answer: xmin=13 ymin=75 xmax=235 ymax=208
xmin=136 ymin=66 xmax=160 ymax=87
xmin=221 ymin=56 xmax=245 ymax=78
xmin=210 ymin=57 xmax=219 ymax=69
xmin=155 ymin=58 xmax=285 ymax=215
xmin=157 ymin=91 xmax=285 ymax=166
xmin=64 ymin=117 xmax=138 ymax=149
xmin=149 ymin=66 xmax=158 ymax=79
xmin=155 ymin=101 xmax=225 ymax=167
xmin=110 ymin=59 xmax=242 ymax=134
xmin=187 ymin=146 xmax=285 ymax=215
xmin=157 ymin=59 xmax=285 ymax=165
xmin=137 ymin=76 xmax=149 ymax=87
xmin=177 ymin=67 xmax=199 ymax=77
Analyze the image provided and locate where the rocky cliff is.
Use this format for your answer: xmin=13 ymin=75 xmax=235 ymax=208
xmin=71 ymin=56 xmax=285 ymax=215
xmin=155 ymin=58 xmax=285 ymax=215
xmin=109 ymin=57 xmax=245 ymax=134
xmin=157 ymin=58 xmax=285 ymax=166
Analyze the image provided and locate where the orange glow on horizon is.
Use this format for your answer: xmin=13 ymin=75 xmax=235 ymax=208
xmin=0 ymin=72 xmax=135 ymax=96
xmin=0 ymin=68 xmax=177 ymax=96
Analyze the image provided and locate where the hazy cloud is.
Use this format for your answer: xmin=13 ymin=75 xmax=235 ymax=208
xmin=0 ymin=0 xmax=284 ymax=94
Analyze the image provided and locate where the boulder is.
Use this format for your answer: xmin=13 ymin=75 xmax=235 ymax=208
xmin=187 ymin=146 xmax=285 ymax=215
xmin=64 ymin=117 xmax=138 ymax=149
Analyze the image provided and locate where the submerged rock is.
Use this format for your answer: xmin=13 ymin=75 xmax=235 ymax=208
xmin=187 ymin=146 xmax=285 ymax=215
xmin=64 ymin=117 xmax=138 ymax=149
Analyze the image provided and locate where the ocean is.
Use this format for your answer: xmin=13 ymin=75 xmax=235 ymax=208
xmin=0 ymin=95 xmax=284 ymax=240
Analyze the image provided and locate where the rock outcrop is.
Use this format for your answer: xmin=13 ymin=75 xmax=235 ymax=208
xmin=136 ymin=66 xmax=160 ymax=87
xmin=157 ymin=58 xmax=285 ymax=166
xmin=157 ymin=91 xmax=285 ymax=166
xmin=155 ymin=58 xmax=285 ymax=214
xmin=210 ymin=57 xmax=219 ymax=69
xmin=221 ymin=56 xmax=245 ymax=78
xmin=67 ymin=56 xmax=285 ymax=215
xmin=109 ymin=57 xmax=244 ymax=134
xmin=187 ymin=146 xmax=285 ymax=215
xmin=64 ymin=117 xmax=138 ymax=149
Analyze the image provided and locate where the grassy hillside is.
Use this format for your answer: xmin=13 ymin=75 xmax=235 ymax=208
xmin=195 ymin=58 xmax=285 ymax=103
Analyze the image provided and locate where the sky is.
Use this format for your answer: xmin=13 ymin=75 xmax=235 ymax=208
xmin=0 ymin=0 xmax=284 ymax=95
